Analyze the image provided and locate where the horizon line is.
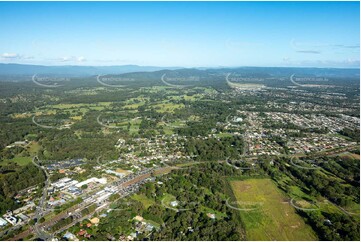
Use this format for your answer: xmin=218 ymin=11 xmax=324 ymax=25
xmin=0 ymin=62 xmax=360 ymax=70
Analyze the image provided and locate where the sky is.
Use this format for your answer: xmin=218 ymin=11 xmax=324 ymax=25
xmin=0 ymin=1 xmax=359 ymax=68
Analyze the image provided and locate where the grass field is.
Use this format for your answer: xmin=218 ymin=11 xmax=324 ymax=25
xmin=27 ymin=141 xmax=41 ymax=155
xmin=2 ymin=156 xmax=32 ymax=166
xmin=50 ymin=102 xmax=112 ymax=109
xmin=153 ymin=102 xmax=185 ymax=113
xmin=168 ymin=94 xmax=202 ymax=101
xmin=215 ymin=133 xmax=235 ymax=138
xmin=132 ymin=194 xmax=155 ymax=209
xmin=123 ymin=103 xmax=145 ymax=109
xmin=123 ymin=97 xmax=149 ymax=109
xmin=29 ymin=102 xmax=113 ymax=120
xmin=129 ymin=118 xmax=141 ymax=134
xmin=229 ymin=179 xmax=317 ymax=241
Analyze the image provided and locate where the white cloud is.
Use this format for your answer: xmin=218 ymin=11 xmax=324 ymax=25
xmin=52 ymin=56 xmax=87 ymax=63
xmin=281 ymin=58 xmax=360 ymax=68
xmin=77 ymin=56 xmax=86 ymax=62
xmin=290 ymin=39 xmax=359 ymax=55
xmin=2 ymin=53 xmax=21 ymax=59
xmin=1 ymin=53 xmax=34 ymax=60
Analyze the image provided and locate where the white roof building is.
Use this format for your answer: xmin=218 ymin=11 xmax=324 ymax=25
xmin=105 ymin=170 xmax=126 ymax=177
xmin=0 ymin=217 xmax=8 ymax=226
xmin=96 ymin=192 xmax=112 ymax=204
xmin=3 ymin=215 xmax=17 ymax=226
xmin=75 ymin=177 xmax=107 ymax=188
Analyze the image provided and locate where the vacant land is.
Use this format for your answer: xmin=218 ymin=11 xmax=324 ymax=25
xmin=230 ymin=179 xmax=317 ymax=241
xmin=131 ymin=194 xmax=155 ymax=209
xmin=28 ymin=141 xmax=41 ymax=155
xmin=2 ymin=156 xmax=32 ymax=166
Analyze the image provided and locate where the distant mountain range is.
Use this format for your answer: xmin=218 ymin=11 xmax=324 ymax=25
xmin=0 ymin=63 xmax=181 ymax=77
xmin=0 ymin=63 xmax=359 ymax=79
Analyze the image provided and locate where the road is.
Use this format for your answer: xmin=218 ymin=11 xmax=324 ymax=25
xmin=8 ymin=166 xmax=173 ymax=241
xmin=31 ymin=156 xmax=53 ymax=241
xmin=1 ymin=157 xmax=52 ymax=240
xmin=7 ymin=144 xmax=357 ymax=240
xmin=22 ymin=157 xmax=54 ymax=240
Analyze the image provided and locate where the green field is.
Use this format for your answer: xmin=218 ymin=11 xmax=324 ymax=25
xmin=168 ymin=94 xmax=202 ymax=101
xmin=27 ymin=141 xmax=41 ymax=155
xmin=30 ymin=102 xmax=113 ymax=119
xmin=50 ymin=102 xmax=112 ymax=109
xmin=230 ymin=179 xmax=317 ymax=241
xmin=132 ymin=194 xmax=155 ymax=209
xmin=153 ymin=102 xmax=185 ymax=113
xmin=2 ymin=156 xmax=32 ymax=166
xmin=215 ymin=133 xmax=235 ymax=138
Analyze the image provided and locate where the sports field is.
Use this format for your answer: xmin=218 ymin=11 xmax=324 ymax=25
xmin=229 ymin=179 xmax=317 ymax=241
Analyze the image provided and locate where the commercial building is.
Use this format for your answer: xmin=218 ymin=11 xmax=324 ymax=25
xmin=75 ymin=177 xmax=107 ymax=188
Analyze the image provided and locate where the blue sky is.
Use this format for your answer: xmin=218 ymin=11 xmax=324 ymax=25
xmin=0 ymin=1 xmax=359 ymax=68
